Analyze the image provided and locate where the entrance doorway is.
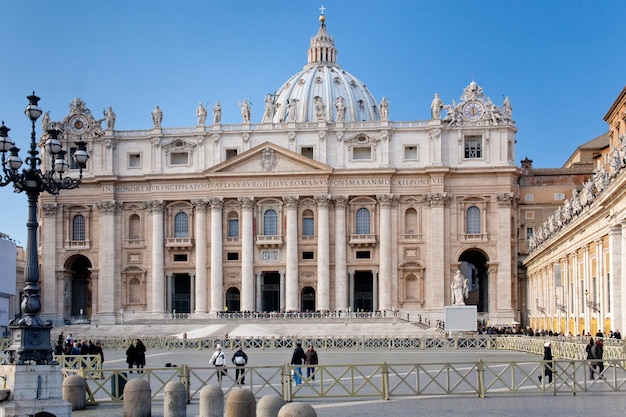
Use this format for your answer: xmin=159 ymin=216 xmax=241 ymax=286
xmin=261 ymin=272 xmax=280 ymax=312
xmin=458 ymin=250 xmax=489 ymax=312
xmin=301 ymin=286 xmax=316 ymax=312
xmin=225 ymin=287 xmax=241 ymax=312
xmin=354 ymin=270 xmax=373 ymax=312
xmin=172 ymin=273 xmax=191 ymax=314
xmin=68 ymin=255 xmax=92 ymax=320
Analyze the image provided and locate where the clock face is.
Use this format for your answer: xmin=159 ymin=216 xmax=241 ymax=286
xmin=69 ymin=115 xmax=88 ymax=134
xmin=463 ymin=101 xmax=484 ymax=121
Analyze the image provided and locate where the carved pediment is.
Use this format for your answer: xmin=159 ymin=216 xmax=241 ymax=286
xmin=162 ymin=138 xmax=197 ymax=154
xmin=344 ymin=133 xmax=380 ymax=146
xmin=208 ymin=142 xmax=332 ymax=175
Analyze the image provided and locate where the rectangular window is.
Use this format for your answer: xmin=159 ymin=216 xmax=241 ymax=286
xmin=524 ymin=194 xmax=534 ymax=202
xmin=352 ymin=146 xmax=372 ymax=160
xmin=356 ymin=250 xmax=371 ymax=259
xmin=225 ymin=149 xmax=238 ymax=160
xmin=302 ymin=217 xmax=314 ymax=236
xmin=525 ymin=211 xmax=534 ymax=219
xmin=300 ymin=147 xmax=314 ymax=159
xmin=404 ymin=145 xmax=418 ymax=161
xmin=526 ymin=227 xmax=534 ymax=239
xmin=69 ymin=147 xmax=79 ymax=169
xmin=302 ymin=251 xmax=314 ymax=260
xmin=227 ymin=252 xmax=239 ymax=261
xmin=554 ymin=193 xmax=565 ymax=201
xmin=464 ymin=136 xmax=482 ymax=159
xmin=228 ymin=219 xmax=239 ymax=238
xmin=170 ymin=152 xmax=189 ymax=165
xmin=173 ymin=254 xmax=188 ymax=262
xmin=128 ymin=153 xmax=141 ymax=168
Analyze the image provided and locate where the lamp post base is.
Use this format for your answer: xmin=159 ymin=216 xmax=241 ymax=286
xmin=6 ymin=323 xmax=54 ymax=365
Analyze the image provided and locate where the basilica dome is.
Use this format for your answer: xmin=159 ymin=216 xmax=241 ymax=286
xmin=270 ymin=14 xmax=380 ymax=123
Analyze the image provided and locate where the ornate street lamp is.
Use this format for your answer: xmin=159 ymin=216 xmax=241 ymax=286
xmin=0 ymin=92 xmax=89 ymax=364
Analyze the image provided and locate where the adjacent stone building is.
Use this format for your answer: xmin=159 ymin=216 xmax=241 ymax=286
xmin=37 ymin=13 xmax=520 ymax=326
xmin=524 ymin=87 xmax=626 ymax=335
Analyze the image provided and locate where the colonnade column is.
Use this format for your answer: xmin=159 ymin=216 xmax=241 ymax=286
xmin=279 ymin=270 xmax=286 ymax=311
xmin=209 ymin=198 xmax=223 ymax=314
xmin=334 ymin=196 xmax=348 ymax=311
xmin=239 ymin=197 xmax=255 ymax=311
xmin=40 ymin=204 xmax=59 ymax=323
xmin=496 ymin=193 xmax=514 ymax=318
xmin=315 ymin=195 xmax=330 ymax=311
xmin=149 ymin=200 xmax=165 ymax=315
xmin=372 ymin=269 xmax=379 ymax=312
xmin=617 ymin=222 xmax=626 ymax=331
xmin=427 ymin=193 xmax=446 ymax=309
xmin=377 ymin=194 xmax=393 ymax=311
xmin=284 ymin=196 xmax=299 ymax=311
xmin=96 ymin=201 xmax=120 ymax=324
xmin=192 ymin=199 xmax=208 ymax=314
xmin=348 ymin=270 xmax=355 ymax=311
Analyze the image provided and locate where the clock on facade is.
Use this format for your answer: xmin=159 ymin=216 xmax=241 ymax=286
xmin=463 ymin=101 xmax=484 ymax=121
xmin=69 ymin=114 xmax=89 ymax=134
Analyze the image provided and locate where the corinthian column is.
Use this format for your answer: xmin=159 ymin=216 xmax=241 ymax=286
xmin=210 ymin=198 xmax=224 ymax=314
xmin=149 ymin=200 xmax=165 ymax=315
xmin=377 ymin=194 xmax=393 ymax=311
xmin=97 ymin=200 xmax=121 ymax=324
xmin=316 ymin=195 xmax=331 ymax=311
xmin=192 ymin=199 xmax=208 ymax=314
xmin=284 ymin=195 xmax=299 ymax=311
xmin=334 ymin=196 xmax=348 ymax=311
xmin=40 ymin=204 xmax=59 ymax=324
xmin=239 ymin=197 xmax=255 ymax=311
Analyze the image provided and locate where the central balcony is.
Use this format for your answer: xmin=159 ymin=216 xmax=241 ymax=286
xmin=256 ymin=234 xmax=284 ymax=248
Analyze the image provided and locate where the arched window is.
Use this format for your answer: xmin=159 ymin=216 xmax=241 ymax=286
xmin=466 ymin=206 xmax=481 ymax=234
xmin=174 ymin=212 xmax=189 ymax=238
xmin=72 ymin=215 xmax=86 ymax=241
xmin=404 ymin=208 xmax=417 ymax=234
xmin=302 ymin=209 xmax=315 ymax=236
xmin=355 ymin=208 xmax=370 ymax=235
xmin=263 ymin=209 xmax=278 ymax=235
xmin=129 ymin=214 xmax=141 ymax=240
xmin=227 ymin=211 xmax=239 ymax=238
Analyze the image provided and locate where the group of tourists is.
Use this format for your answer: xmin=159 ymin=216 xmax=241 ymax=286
xmin=208 ymin=341 xmax=319 ymax=385
xmin=56 ymin=332 xmax=104 ymax=363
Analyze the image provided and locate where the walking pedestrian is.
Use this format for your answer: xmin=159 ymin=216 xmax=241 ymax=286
xmin=538 ymin=342 xmax=553 ymax=384
xmin=231 ymin=346 xmax=248 ymax=384
xmin=210 ymin=344 xmax=226 ymax=381
xmin=592 ymin=338 xmax=604 ymax=378
xmin=585 ymin=337 xmax=595 ymax=379
xmin=291 ymin=342 xmax=306 ymax=385
xmin=305 ymin=344 xmax=319 ymax=381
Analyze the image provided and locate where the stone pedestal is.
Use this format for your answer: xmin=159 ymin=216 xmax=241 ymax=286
xmin=0 ymin=364 xmax=71 ymax=417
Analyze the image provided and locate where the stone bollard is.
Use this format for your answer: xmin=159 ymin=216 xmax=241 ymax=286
xmin=225 ymin=388 xmax=256 ymax=417
xmin=62 ymin=375 xmax=86 ymax=410
xmin=164 ymin=381 xmax=187 ymax=417
xmin=123 ymin=378 xmax=151 ymax=417
xmin=278 ymin=402 xmax=317 ymax=417
xmin=199 ymin=384 xmax=223 ymax=417
xmin=257 ymin=394 xmax=286 ymax=417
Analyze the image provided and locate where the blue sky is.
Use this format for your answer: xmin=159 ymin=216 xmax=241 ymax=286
xmin=1 ymin=0 xmax=625 ymax=244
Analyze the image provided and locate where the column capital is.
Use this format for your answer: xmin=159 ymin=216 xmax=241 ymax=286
xmin=333 ymin=195 xmax=349 ymax=208
xmin=147 ymin=200 xmax=165 ymax=213
xmin=238 ymin=196 xmax=255 ymax=209
xmin=314 ymin=194 xmax=331 ymax=207
xmin=283 ymin=195 xmax=299 ymax=208
xmin=425 ymin=192 xmax=448 ymax=207
xmin=376 ymin=194 xmax=395 ymax=207
xmin=191 ymin=199 xmax=209 ymax=210
xmin=97 ymin=200 xmax=122 ymax=213
xmin=496 ymin=193 xmax=515 ymax=207
xmin=41 ymin=203 xmax=58 ymax=216
xmin=209 ymin=197 xmax=223 ymax=210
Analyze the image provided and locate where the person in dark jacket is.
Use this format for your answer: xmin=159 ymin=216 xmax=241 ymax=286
xmin=231 ymin=346 xmax=248 ymax=384
xmin=135 ymin=339 xmax=147 ymax=372
xmin=591 ymin=338 xmax=604 ymax=378
xmin=125 ymin=341 xmax=137 ymax=372
xmin=538 ymin=342 xmax=553 ymax=384
xmin=305 ymin=345 xmax=319 ymax=381
xmin=585 ymin=337 xmax=595 ymax=379
xmin=290 ymin=342 xmax=306 ymax=385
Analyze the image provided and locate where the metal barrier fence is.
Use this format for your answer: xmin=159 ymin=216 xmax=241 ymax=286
xmin=62 ymin=358 xmax=626 ymax=404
